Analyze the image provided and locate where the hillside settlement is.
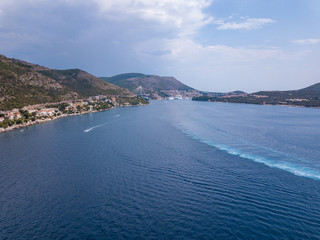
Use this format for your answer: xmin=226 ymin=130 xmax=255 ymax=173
xmin=0 ymin=95 xmax=147 ymax=133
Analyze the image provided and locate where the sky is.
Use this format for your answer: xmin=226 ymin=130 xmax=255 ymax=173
xmin=0 ymin=0 xmax=320 ymax=92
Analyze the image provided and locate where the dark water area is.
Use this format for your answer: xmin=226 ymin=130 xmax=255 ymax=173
xmin=1 ymin=100 xmax=320 ymax=239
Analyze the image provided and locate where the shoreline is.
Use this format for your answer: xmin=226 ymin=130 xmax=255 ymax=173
xmin=197 ymin=100 xmax=320 ymax=109
xmin=0 ymin=103 xmax=146 ymax=134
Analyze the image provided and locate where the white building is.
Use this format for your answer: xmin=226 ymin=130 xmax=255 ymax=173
xmin=36 ymin=108 xmax=59 ymax=117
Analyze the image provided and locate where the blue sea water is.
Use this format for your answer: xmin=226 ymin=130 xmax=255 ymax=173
xmin=1 ymin=100 xmax=320 ymax=239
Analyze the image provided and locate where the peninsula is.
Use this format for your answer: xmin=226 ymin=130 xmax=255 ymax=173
xmin=0 ymin=54 xmax=148 ymax=133
xmin=192 ymin=83 xmax=320 ymax=108
xmin=100 ymin=73 xmax=202 ymax=100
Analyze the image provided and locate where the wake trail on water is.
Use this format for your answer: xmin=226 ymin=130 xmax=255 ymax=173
xmin=83 ymin=124 xmax=105 ymax=133
xmin=83 ymin=115 xmax=120 ymax=132
xmin=176 ymin=125 xmax=320 ymax=181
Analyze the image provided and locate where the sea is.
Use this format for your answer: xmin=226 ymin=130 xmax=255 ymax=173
xmin=1 ymin=100 xmax=320 ymax=239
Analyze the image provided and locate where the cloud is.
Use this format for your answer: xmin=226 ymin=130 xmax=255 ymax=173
xmin=133 ymin=36 xmax=315 ymax=91
xmin=93 ymin=0 xmax=213 ymax=36
xmin=139 ymin=38 xmax=287 ymax=64
xmin=142 ymin=49 xmax=172 ymax=57
xmin=0 ymin=0 xmax=318 ymax=92
xmin=214 ymin=17 xmax=276 ymax=30
xmin=293 ymin=38 xmax=320 ymax=45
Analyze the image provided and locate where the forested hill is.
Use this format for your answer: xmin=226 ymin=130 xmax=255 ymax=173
xmin=100 ymin=73 xmax=193 ymax=91
xmin=0 ymin=54 xmax=133 ymax=110
xmin=193 ymin=82 xmax=320 ymax=108
xmin=300 ymin=82 xmax=320 ymax=91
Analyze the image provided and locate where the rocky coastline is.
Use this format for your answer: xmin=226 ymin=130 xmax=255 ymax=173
xmin=0 ymin=101 xmax=148 ymax=134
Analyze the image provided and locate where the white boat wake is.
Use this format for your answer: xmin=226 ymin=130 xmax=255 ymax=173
xmin=84 ymin=115 xmax=120 ymax=133
xmin=176 ymin=124 xmax=320 ymax=181
xmin=83 ymin=124 xmax=104 ymax=133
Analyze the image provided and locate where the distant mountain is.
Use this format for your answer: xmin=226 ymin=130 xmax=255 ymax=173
xmin=101 ymin=73 xmax=193 ymax=91
xmin=253 ymin=82 xmax=320 ymax=99
xmin=0 ymin=54 xmax=133 ymax=110
xmin=300 ymin=82 xmax=320 ymax=91
xmin=101 ymin=73 xmax=196 ymax=99
xmin=230 ymin=90 xmax=247 ymax=95
xmin=193 ymin=83 xmax=320 ymax=108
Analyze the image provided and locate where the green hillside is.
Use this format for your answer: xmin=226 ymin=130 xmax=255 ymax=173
xmin=0 ymin=54 xmax=133 ymax=110
xmin=193 ymin=82 xmax=320 ymax=107
xmin=300 ymin=82 xmax=320 ymax=91
xmin=101 ymin=73 xmax=193 ymax=91
xmin=101 ymin=73 xmax=147 ymax=84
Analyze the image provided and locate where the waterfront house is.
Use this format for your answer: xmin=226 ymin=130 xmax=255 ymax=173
xmin=36 ymin=108 xmax=59 ymax=117
xmin=6 ymin=113 xmax=14 ymax=120
xmin=14 ymin=113 xmax=21 ymax=119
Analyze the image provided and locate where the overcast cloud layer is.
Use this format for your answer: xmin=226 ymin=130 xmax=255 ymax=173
xmin=0 ymin=0 xmax=320 ymax=92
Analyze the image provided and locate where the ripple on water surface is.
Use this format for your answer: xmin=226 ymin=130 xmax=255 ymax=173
xmin=1 ymin=101 xmax=320 ymax=239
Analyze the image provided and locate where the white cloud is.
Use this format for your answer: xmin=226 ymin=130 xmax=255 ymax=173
xmin=215 ymin=17 xmax=276 ymax=30
xmin=133 ymin=36 xmax=315 ymax=91
xmin=293 ymin=38 xmax=320 ymax=45
xmin=1 ymin=0 xmax=317 ymax=92
xmin=93 ymin=0 xmax=213 ymax=36
xmin=136 ymin=37 xmax=290 ymax=63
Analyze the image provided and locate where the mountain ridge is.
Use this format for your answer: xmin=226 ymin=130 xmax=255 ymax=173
xmin=0 ymin=54 xmax=133 ymax=110
xmin=101 ymin=73 xmax=193 ymax=91
xmin=100 ymin=73 xmax=198 ymax=99
xmin=193 ymin=82 xmax=320 ymax=107
xmin=299 ymin=82 xmax=320 ymax=91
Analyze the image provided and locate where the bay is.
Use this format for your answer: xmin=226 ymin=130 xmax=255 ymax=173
xmin=1 ymin=100 xmax=320 ymax=239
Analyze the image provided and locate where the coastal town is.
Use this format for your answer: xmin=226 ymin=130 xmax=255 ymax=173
xmin=0 ymin=87 xmax=203 ymax=133
xmin=0 ymin=95 xmax=148 ymax=133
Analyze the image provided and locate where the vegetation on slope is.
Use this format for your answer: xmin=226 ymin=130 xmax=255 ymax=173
xmin=0 ymin=54 xmax=133 ymax=110
xmin=193 ymin=85 xmax=320 ymax=108
xmin=100 ymin=73 xmax=193 ymax=91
